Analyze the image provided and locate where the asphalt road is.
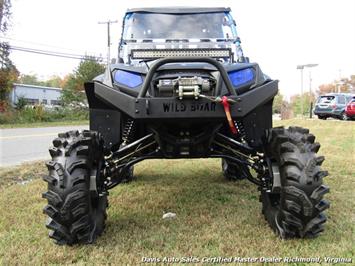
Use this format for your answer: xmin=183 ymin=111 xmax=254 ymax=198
xmin=0 ymin=125 xmax=88 ymax=167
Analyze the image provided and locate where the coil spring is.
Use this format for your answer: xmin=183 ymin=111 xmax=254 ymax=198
xmin=121 ymin=118 xmax=135 ymax=146
xmin=235 ymin=120 xmax=246 ymax=139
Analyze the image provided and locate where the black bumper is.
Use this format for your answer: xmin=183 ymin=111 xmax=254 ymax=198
xmin=92 ymin=80 xmax=278 ymax=120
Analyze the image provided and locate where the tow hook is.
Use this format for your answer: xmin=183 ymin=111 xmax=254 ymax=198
xmin=221 ymin=96 xmax=238 ymax=135
xmin=199 ymin=95 xmax=238 ymax=135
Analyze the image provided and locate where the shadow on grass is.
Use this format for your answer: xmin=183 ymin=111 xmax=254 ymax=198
xmin=98 ymin=160 xmax=263 ymax=250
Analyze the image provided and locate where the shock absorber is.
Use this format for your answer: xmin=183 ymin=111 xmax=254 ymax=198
xmin=235 ymin=120 xmax=246 ymax=140
xmin=121 ymin=118 xmax=136 ymax=147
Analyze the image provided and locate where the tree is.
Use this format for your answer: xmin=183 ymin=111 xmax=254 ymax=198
xmin=290 ymin=92 xmax=316 ymax=116
xmin=337 ymin=75 xmax=355 ymax=93
xmin=61 ymin=74 xmax=84 ymax=104
xmin=317 ymin=74 xmax=355 ymax=95
xmin=15 ymin=96 xmax=26 ymax=110
xmin=272 ymin=92 xmax=284 ymax=114
xmin=74 ymin=56 xmax=105 ymax=87
xmin=0 ymin=0 xmax=18 ymax=110
xmin=0 ymin=0 xmax=11 ymax=33
xmin=18 ymin=74 xmax=64 ymax=88
xmin=280 ymin=100 xmax=293 ymax=120
xmin=0 ymin=0 xmax=12 ymax=69
xmin=18 ymin=74 xmax=44 ymax=86
xmin=0 ymin=64 xmax=18 ymax=103
xmin=61 ymin=56 xmax=105 ymax=105
xmin=45 ymin=75 xmax=63 ymax=88
xmin=317 ymin=83 xmax=336 ymax=95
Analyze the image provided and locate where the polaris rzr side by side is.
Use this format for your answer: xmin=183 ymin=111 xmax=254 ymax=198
xmin=42 ymin=7 xmax=329 ymax=245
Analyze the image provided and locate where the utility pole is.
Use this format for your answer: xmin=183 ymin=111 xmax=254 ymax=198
xmin=297 ymin=65 xmax=305 ymax=117
xmin=337 ymin=69 xmax=342 ymax=93
xmin=98 ymin=20 xmax=118 ymax=66
xmin=297 ymin=64 xmax=318 ymax=118
xmin=309 ymin=70 xmax=314 ymax=118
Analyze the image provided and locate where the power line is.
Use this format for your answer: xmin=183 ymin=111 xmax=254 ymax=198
xmin=11 ymin=45 xmax=89 ymax=58
xmin=9 ymin=45 xmax=106 ymax=62
xmin=0 ymin=36 xmax=95 ymax=54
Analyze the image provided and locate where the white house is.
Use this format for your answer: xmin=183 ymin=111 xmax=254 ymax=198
xmin=10 ymin=83 xmax=62 ymax=106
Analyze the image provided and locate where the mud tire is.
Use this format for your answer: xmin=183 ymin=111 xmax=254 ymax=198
xmin=43 ymin=130 xmax=108 ymax=245
xmin=261 ymin=126 xmax=329 ymax=238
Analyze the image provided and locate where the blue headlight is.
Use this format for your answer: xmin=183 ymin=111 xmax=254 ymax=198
xmin=114 ymin=70 xmax=143 ymax=88
xmin=228 ymin=68 xmax=254 ymax=87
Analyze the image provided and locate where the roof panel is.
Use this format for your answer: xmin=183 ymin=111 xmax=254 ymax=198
xmin=126 ymin=7 xmax=231 ymax=14
xmin=13 ymin=83 xmax=62 ymax=91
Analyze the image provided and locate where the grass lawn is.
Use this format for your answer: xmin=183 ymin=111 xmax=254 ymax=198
xmin=0 ymin=120 xmax=88 ymax=129
xmin=0 ymin=119 xmax=353 ymax=264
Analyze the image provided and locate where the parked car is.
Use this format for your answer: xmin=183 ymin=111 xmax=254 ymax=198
xmin=314 ymin=93 xmax=354 ymax=120
xmin=345 ymin=96 xmax=355 ymax=120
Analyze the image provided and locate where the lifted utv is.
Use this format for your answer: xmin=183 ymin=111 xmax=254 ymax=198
xmin=43 ymin=7 xmax=329 ymax=245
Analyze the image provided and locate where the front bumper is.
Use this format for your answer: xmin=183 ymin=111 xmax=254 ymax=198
xmin=92 ymin=79 xmax=278 ymax=120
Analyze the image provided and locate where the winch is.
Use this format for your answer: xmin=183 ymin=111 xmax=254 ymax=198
xmin=157 ymin=76 xmax=213 ymax=99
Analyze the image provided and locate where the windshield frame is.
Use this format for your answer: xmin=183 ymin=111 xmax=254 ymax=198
xmin=118 ymin=10 xmax=246 ymax=64
xmin=121 ymin=11 xmax=238 ymax=41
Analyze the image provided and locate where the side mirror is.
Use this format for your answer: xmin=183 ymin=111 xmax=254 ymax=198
xmin=111 ymin=58 xmax=117 ymax=64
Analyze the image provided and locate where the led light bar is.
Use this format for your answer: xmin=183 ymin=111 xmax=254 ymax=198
xmin=131 ymin=49 xmax=231 ymax=59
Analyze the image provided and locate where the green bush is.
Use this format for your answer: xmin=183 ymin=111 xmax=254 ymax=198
xmin=15 ymin=97 xmax=27 ymax=110
xmin=0 ymin=109 xmax=15 ymax=124
xmin=0 ymin=105 xmax=88 ymax=125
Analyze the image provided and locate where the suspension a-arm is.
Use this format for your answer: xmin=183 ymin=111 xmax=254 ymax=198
xmin=103 ymin=133 xmax=160 ymax=189
xmin=211 ymin=133 xmax=269 ymax=187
